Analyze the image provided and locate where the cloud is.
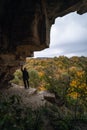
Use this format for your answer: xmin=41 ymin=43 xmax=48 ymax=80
xmin=34 ymin=48 xmax=63 ymax=58
xmin=34 ymin=12 xmax=87 ymax=57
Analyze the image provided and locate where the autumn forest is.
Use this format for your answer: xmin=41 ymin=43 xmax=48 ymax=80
xmin=0 ymin=56 xmax=87 ymax=130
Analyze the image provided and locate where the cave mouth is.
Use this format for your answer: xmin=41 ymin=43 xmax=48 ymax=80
xmin=1 ymin=9 xmax=87 ymax=88
xmin=34 ymin=12 xmax=87 ymax=58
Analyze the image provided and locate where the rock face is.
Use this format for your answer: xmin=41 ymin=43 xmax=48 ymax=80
xmin=0 ymin=0 xmax=87 ymax=87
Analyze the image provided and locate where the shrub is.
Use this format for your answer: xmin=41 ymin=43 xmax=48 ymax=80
xmin=29 ymin=69 xmax=40 ymax=88
xmin=11 ymin=69 xmax=23 ymax=85
xmin=0 ymin=95 xmax=43 ymax=130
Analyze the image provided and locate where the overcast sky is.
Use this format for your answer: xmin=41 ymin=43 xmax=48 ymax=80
xmin=34 ymin=12 xmax=87 ymax=58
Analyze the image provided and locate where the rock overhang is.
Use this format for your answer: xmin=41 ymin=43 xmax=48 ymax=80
xmin=0 ymin=0 xmax=87 ymax=86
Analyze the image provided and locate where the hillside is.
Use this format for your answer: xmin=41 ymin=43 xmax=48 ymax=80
xmin=0 ymin=56 xmax=87 ymax=130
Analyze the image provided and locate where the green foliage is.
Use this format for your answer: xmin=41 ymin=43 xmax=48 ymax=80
xmin=54 ymin=120 xmax=69 ymax=130
xmin=11 ymin=56 xmax=87 ymax=123
xmin=43 ymin=105 xmax=74 ymax=130
xmin=0 ymin=95 xmax=43 ymax=130
xmin=12 ymin=75 xmax=21 ymax=84
xmin=11 ymin=70 xmax=23 ymax=85
xmin=43 ymin=65 xmax=70 ymax=105
xmin=29 ymin=69 xmax=40 ymax=88
xmin=43 ymin=104 xmax=87 ymax=130
xmin=11 ymin=68 xmax=42 ymax=88
xmin=14 ymin=70 xmax=22 ymax=80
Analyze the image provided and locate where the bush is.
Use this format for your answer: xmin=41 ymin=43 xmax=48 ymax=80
xmin=0 ymin=95 xmax=43 ymax=130
xmin=29 ymin=69 xmax=40 ymax=88
xmin=11 ymin=69 xmax=23 ymax=85
xmin=53 ymin=120 xmax=69 ymax=130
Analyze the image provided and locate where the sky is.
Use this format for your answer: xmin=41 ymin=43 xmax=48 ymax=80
xmin=34 ymin=12 xmax=87 ymax=58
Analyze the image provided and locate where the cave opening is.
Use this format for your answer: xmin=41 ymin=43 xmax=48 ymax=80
xmin=34 ymin=12 xmax=87 ymax=58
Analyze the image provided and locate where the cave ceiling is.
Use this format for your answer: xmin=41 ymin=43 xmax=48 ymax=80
xmin=0 ymin=0 xmax=87 ymax=61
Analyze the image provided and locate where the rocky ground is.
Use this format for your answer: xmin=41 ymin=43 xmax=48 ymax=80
xmin=0 ymin=84 xmax=87 ymax=130
xmin=0 ymin=84 xmax=55 ymax=130
xmin=0 ymin=83 xmax=55 ymax=109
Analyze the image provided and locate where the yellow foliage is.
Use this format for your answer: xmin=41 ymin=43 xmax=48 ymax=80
xmin=38 ymin=86 xmax=46 ymax=91
xmin=70 ymin=80 xmax=77 ymax=87
xmin=68 ymin=92 xmax=78 ymax=99
xmin=38 ymin=72 xmax=44 ymax=77
xmin=77 ymin=71 xmax=84 ymax=77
